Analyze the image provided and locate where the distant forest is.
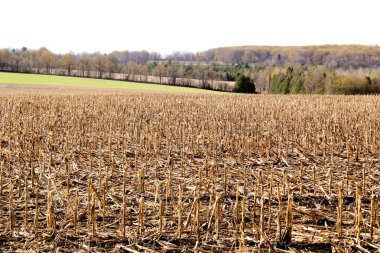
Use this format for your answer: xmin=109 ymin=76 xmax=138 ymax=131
xmin=1 ymin=45 xmax=380 ymax=94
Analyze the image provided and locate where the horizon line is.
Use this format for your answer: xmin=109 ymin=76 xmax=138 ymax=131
xmin=2 ymin=43 xmax=380 ymax=56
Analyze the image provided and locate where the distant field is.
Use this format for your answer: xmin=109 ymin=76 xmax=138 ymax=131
xmin=0 ymin=72 xmax=216 ymax=93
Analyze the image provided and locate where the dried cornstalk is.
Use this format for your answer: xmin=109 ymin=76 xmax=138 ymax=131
xmin=260 ymin=191 xmax=265 ymax=238
xmin=277 ymin=183 xmax=282 ymax=240
xmin=215 ymin=194 xmax=221 ymax=238
xmin=177 ymin=184 xmax=182 ymax=237
xmin=346 ymin=168 xmax=349 ymax=195
xmin=252 ymin=183 xmax=258 ymax=232
xmin=47 ymin=190 xmax=56 ymax=235
xmin=234 ymin=185 xmax=239 ymax=230
xmin=195 ymin=195 xmax=200 ymax=242
xmin=285 ymin=194 xmax=293 ymax=243
xmin=252 ymin=221 xmax=277 ymax=253
xmin=139 ymin=168 xmax=145 ymax=193
xmin=283 ymin=170 xmax=287 ymax=195
xmin=87 ymin=179 xmax=92 ymax=227
xmin=102 ymin=179 xmax=106 ymax=231
xmin=223 ymin=164 xmax=227 ymax=194
xmin=9 ymin=181 xmax=15 ymax=232
xmin=312 ymin=165 xmax=316 ymax=194
xmin=138 ymin=197 xmax=144 ymax=236
xmin=0 ymin=162 xmax=3 ymax=195
xmin=24 ymin=183 xmax=29 ymax=229
xmin=299 ymin=164 xmax=303 ymax=194
xmin=337 ymin=181 xmax=343 ymax=237
xmin=90 ymin=192 xmax=96 ymax=236
xmin=268 ymin=173 xmax=273 ymax=232
xmin=370 ymin=193 xmax=375 ymax=240
xmin=354 ymin=185 xmax=362 ymax=239
xmin=241 ymin=196 xmax=246 ymax=231
xmin=362 ymin=164 xmax=366 ymax=193
xmin=259 ymin=170 xmax=263 ymax=195
xmin=74 ymin=190 xmax=78 ymax=233
xmin=121 ymin=193 xmax=126 ymax=237
xmin=18 ymin=161 xmax=22 ymax=197
xmin=328 ymin=167 xmax=333 ymax=195
xmin=159 ymin=199 xmax=164 ymax=233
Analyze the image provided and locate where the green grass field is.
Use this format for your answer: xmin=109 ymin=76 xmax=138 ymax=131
xmin=0 ymin=72 xmax=216 ymax=93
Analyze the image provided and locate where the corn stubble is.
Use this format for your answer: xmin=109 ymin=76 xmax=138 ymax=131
xmin=0 ymin=93 xmax=379 ymax=252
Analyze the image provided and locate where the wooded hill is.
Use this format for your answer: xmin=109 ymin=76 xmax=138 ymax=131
xmin=199 ymin=45 xmax=380 ymax=68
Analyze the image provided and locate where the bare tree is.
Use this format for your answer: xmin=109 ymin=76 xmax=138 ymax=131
xmin=20 ymin=50 xmax=33 ymax=73
xmin=40 ymin=49 xmax=56 ymax=74
xmin=168 ymin=61 xmax=180 ymax=85
xmin=10 ymin=49 xmax=22 ymax=72
xmin=61 ymin=52 xmax=77 ymax=76
xmin=141 ymin=64 xmax=149 ymax=82
xmin=0 ymin=49 xmax=11 ymax=71
xmin=196 ymin=64 xmax=212 ymax=89
xmin=153 ymin=63 xmax=166 ymax=84
xmin=105 ymin=54 xmax=118 ymax=79
xmin=79 ymin=54 xmax=91 ymax=77
xmin=127 ymin=61 xmax=137 ymax=81
xmin=94 ymin=53 xmax=105 ymax=78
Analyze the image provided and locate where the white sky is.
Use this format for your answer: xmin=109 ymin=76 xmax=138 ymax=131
xmin=1 ymin=0 xmax=379 ymax=55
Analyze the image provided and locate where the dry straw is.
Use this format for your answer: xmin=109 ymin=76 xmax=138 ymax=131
xmin=0 ymin=93 xmax=379 ymax=251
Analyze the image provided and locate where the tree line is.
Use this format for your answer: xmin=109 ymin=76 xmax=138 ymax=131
xmin=172 ymin=45 xmax=380 ymax=68
xmin=0 ymin=47 xmax=236 ymax=91
xmin=225 ymin=63 xmax=380 ymax=94
xmin=1 ymin=46 xmax=380 ymax=94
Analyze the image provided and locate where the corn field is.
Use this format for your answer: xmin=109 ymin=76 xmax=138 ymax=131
xmin=1 ymin=92 xmax=380 ymax=252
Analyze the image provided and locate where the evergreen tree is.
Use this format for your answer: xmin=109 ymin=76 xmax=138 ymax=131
xmin=234 ymin=74 xmax=256 ymax=93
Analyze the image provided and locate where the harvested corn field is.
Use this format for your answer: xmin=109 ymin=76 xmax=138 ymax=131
xmin=1 ymin=92 xmax=380 ymax=252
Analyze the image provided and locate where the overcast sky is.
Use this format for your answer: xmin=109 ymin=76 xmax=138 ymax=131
xmin=1 ymin=0 xmax=379 ymax=55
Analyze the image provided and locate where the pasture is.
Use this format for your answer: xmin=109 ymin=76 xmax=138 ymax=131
xmin=0 ymin=72 xmax=216 ymax=93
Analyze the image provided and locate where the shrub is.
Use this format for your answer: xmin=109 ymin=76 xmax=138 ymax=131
xmin=329 ymin=75 xmax=380 ymax=95
xmin=234 ymin=74 xmax=256 ymax=93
